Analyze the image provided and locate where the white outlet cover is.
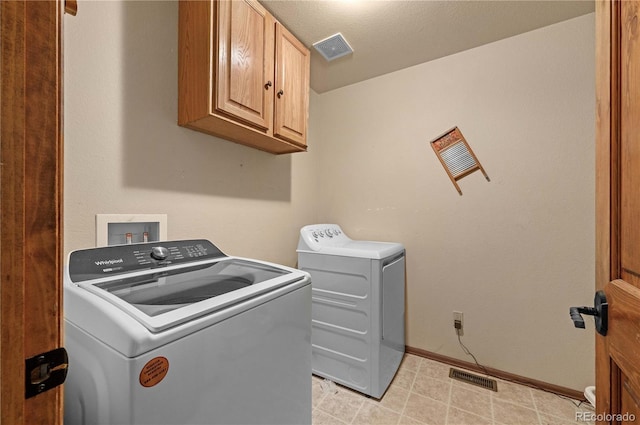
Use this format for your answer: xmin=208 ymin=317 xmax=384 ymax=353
xmin=453 ymin=311 xmax=464 ymax=323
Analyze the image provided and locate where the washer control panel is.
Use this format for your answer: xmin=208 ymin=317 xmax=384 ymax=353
xmin=68 ymin=239 xmax=225 ymax=283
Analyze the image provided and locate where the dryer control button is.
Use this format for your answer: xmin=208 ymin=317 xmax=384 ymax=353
xmin=150 ymin=246 xmax=169 ymax=261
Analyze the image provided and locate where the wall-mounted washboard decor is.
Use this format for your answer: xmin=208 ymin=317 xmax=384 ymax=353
xmin=430 ymin=127 xmax=490 ymax=195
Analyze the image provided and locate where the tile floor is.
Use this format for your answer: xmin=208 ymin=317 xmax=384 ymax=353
xmin=312 ymin=354 xmax=595 ymax=425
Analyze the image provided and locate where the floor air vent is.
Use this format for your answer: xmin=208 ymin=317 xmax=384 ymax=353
xmin=449 ymin=368 xmax=498 ymax=392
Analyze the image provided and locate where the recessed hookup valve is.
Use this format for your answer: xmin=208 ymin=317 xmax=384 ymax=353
xmin=569 ymin=290 xmax=608 ymax=336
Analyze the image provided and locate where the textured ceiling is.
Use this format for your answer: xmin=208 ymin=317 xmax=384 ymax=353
xmin=262 ymin=0 xmax=595 ymax=93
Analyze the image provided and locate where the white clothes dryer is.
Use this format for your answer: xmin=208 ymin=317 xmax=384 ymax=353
xmin=297 ymin=225 xmax=405 ymax=399
xmin=64 ymin=239 xmax=311 ymax=425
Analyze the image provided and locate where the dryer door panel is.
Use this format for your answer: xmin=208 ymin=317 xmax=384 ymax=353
xmin=381 ymin=255 xmax=405 ymax=349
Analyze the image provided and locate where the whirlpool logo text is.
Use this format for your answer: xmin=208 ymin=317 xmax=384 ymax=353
xmin=94 ymin=258 xmax=124 ymax=266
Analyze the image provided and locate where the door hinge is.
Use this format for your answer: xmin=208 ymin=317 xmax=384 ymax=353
xmin=25 ymin=347 xmax=69 ymax=399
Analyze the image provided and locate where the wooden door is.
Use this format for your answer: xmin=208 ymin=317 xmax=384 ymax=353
xmin=596 ymin=0 xmax=640 ymax=423
xmin=273 ymin=21 xmax=309 ymax=147
xmin=1 ymin=0 xmax=64 ymax=424
xmin=216 ymin=0 xmax=274 ymax=131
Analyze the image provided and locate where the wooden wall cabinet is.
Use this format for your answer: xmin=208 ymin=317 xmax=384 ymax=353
xmin=179 ymin=0 xmax=310 ymax=154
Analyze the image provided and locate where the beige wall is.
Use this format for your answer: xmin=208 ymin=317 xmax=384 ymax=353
xmin=64 ymin=1 xmax=321 ymax=266
xmin=312 ymin=13 xmax=595 ymax=390
xmin=65 ymin=1 xmax=595 ymax=391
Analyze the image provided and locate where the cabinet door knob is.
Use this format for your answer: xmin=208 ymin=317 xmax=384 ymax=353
xmin=277 ymin=89 xmax=284 ymax=98
xmin=264 ymin=81 xmax=272 ymax=90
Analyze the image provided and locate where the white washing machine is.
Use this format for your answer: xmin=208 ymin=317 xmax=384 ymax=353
xmin=297 ymin=224 xmax=405 ymax=399
xmin=64 ymin=239 xmax=311 ymax=425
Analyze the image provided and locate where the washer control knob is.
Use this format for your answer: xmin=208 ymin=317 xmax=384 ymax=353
xmin=150 ymin=246 xmax=169 ymax=261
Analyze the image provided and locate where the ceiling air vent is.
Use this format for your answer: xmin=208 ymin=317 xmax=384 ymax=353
xmin=313 ymin=33 xmax=353 ymax=62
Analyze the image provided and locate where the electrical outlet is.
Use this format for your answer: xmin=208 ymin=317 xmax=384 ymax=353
xmin=453 ymin=311 xmax=464 ymax=336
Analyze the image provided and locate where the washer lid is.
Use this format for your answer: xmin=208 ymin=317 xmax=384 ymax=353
xmin=66 ymin=240 xmax=307 ymax=333
xmin=95 ymin=259 xmax=286 ymax=314
xmin=74 ymin=257 xmax=304 ymax=333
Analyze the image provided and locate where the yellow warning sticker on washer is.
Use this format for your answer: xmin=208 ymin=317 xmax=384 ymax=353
xmin=139 ymin=356 xmax=169 ymax=388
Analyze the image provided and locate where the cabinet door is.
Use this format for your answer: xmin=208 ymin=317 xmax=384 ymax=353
xmin=216 ymin=0 xmax=274 ymax=131
xmin=274 ymin=22 xmax=310 ymax=147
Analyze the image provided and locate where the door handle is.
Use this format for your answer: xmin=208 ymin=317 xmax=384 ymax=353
xmin=569 ymin=290 xmax=608 ymax=336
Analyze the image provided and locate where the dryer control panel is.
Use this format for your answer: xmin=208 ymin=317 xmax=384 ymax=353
xmin=297 ymin=224 xmax=405 ymax=259
xmin=298 ymin=224 xmax=350 ymax=250
xmin=68 ymin=239 xmax=226 ymax=283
